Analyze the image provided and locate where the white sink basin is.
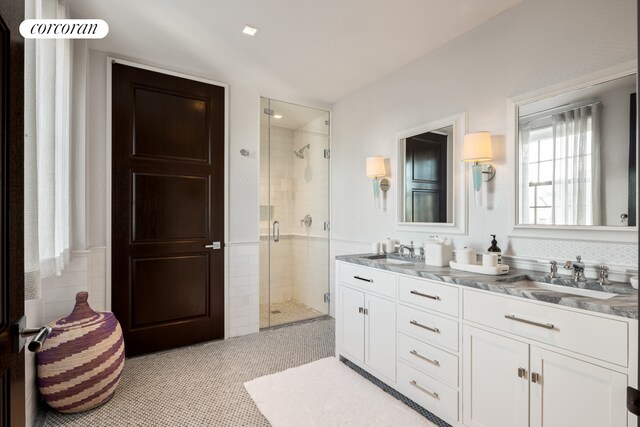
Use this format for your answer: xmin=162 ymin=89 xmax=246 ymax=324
xmin=510 ymin=280 xmax=618 ymax=300
xmin=384 ymin=259 xmax=413 ymax=265
xmin=364 ymin=255 xmax=413 ymax=265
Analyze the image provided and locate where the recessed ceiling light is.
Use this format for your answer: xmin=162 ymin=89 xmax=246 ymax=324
xmin=242 ymin=25 xmax=259 ymax=36
xmin=273 ymin=114 xmax=283 ymax=119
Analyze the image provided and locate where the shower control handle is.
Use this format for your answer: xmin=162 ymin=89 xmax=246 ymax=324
xmin=273 ymin=221 xmax=280 ymax=243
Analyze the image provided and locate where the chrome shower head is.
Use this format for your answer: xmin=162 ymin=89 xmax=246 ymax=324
xmin=294 ymin=144 xmax=310 ymax=159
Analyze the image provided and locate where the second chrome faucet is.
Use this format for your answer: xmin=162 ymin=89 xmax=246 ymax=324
xmin=563 ymin=256 xmax=586 ymax=282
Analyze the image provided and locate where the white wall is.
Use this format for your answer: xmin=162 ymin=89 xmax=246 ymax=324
xmin=330 ymin=0 xmax=637 ymax=275
xmin=38 ymin=0 xmax=638 ymax=344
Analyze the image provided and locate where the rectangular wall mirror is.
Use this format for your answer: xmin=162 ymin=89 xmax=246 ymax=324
xmin=510 ymin=69 xmax=637 ymax=242
xmin=403 ymin=125 xmax=453 ymax=223
xmin=396 ymin=113 xmax=467 ymax=234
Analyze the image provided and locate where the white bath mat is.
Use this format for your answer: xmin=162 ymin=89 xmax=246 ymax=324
xmin=244 ymin=357 xmax=435 ymax=427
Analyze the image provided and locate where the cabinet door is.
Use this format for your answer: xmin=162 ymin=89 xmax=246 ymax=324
xmin=365 ymin=294 xmax=397 ymax=381
xmin=463 ymin=326 xmax=529 ymax=427
xmin=530 ymin=347 xmax=627 ymax=427
xmin=340 ymin=286 xmax=365 ymax=363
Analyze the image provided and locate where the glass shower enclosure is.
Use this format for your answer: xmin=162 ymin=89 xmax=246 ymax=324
xmin=259 ymin=98 xmax=330 ymax=328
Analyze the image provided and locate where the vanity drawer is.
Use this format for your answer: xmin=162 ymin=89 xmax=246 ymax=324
xmin=398 ymin=333 xmax=458 ymax=388
xmin=397 ymin=360 xmax=458 ymax=425
xmin=399 ymin=276 xmax=459 ymax=317
xmin=463 ymin=289 xmax=628 ymax=366
xmin=339 ymin=262 xmax=396 ymax=299
xmin=398 ymin=304 xmax=459 ymax=352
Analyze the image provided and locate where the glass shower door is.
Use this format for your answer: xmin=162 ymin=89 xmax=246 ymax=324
xmin=259 ymin=98 xmax=330 ymax=328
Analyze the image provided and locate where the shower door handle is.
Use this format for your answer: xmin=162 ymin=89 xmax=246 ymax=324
xmin=273 ymin=221 xmax=280 ymax=242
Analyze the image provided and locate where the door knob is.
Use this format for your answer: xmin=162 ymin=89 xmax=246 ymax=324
xmin=11 ymin=316 xmax=52 ymax=352
xmin=21 ymin=325 xmax=52 ymax=352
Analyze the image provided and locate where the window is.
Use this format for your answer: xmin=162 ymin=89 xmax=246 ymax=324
xmin=521 ymin=108 xmax=596 ymax=226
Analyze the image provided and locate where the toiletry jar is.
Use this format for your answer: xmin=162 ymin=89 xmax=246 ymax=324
xmin=453 ymin=247 xmax=476 ymax=265
xmin=424 ymin=240 xmax=453 ymax=267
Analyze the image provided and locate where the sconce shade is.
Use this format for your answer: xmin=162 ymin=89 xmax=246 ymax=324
xmin=462 ymin=132 xmax=492 ymax=162
xmin=366 ymin=156 xmax=386 ymax=178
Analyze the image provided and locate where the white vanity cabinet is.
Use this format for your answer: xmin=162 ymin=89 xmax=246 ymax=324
xmin=463 ymin=289 xmax=632 ymax=427
xmin=336 ymin=260 xmax=637 ymax=427
xmin=337 ymin=263 xmax=397 ymax=382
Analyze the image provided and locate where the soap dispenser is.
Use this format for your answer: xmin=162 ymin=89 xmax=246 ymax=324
xmin=488 ymin=234 xmax=502 ymax=264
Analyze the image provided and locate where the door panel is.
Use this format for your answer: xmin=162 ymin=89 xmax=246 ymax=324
xmin=112 ymin=63 xmax=225 ymax=356
xmin=0 ymin=2 xmax=25 ymax=425
xmin=340 ymin=286 xmax=365 ymax=363
xmin=133 ymin=88 xmax=210 ymax=162
xmin=132 ymin=173 xmax=209 ymax=241
xmin=365 ymin=294 xmax=396 ymax=381
xmin=530 ymin=347 xmax=627 ymax=427
xmin=131 ymin=255 xmax=209 ymax=327
xmin=463 ymin=326 xmax=529 ymax=427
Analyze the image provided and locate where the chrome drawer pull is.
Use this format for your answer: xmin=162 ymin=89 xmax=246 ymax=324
xmin=505 ymin=314 xmax=555 ymax=330
xmin=410 ymin=350 xmax=440 ymax=366
xmin=354 ymin=275 xmax=373 ymax=283
xmin=409 ymin=380 xmax=439 ymax=399
xmin=410 ymin=290 xmax=440 ymax=300
xmin=410 ymin=320 xmax=440 ymax=333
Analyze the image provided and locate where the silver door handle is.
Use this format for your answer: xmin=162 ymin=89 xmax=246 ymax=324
xmin=273 ymin=221 xmax=280 ymax=243
xmin=505 ymin=314 xmax=555 ymax=330
xmin=204 ymin=242 xmax=222 ymax=250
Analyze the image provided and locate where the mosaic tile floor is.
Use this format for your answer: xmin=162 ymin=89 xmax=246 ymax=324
xmin=40 ymin=318 xmax=451 ymax=427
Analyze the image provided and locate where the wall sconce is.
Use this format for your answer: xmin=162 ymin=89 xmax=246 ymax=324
xmin=366 ymin=156 xmax=386 ymax=209
xmin=462 ymin=131 xmax=496 ymax=192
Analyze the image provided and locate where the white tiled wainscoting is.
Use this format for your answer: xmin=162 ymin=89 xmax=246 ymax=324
xmin=42 ymin=247 xmax=107 ymax=324
xmin=228 ymin=242 xmax=260 ymax=337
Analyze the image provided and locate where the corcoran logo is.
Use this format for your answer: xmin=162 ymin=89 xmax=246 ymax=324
xmin=19 ymin=19 xmax=109 ymax=39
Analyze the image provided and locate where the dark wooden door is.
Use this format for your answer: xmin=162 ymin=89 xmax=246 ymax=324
xmin=404 ymin=131 xmax=448 ymax=223
xmin=0 ymin=2 xmax=25 ymax=426
xmin=112 ymin=63 xmax=225 ymax=357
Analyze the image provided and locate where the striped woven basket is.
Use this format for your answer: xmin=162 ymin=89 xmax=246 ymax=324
xmin=36 ymin=292 xmax=125 ymax=413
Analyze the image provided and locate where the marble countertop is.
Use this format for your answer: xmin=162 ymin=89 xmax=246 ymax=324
xmin=336 ymin=253 xmax=638 ymax=320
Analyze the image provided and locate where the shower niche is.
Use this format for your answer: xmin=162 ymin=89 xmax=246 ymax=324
xmin=259 ymin=98 xmax=331 ymax=328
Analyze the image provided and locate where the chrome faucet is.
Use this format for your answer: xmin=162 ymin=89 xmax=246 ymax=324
xmin=597 ymin=266 xmax=610 ymax=285
xmin=400 ymin=241 xmax=416 ymax=258
xmin=548 ymin=261 xmax=560 ymax=279
xmin=564 ymin=256 xmax=586 ymax=282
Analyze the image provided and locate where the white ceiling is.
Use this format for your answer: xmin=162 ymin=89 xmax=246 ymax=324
xmin=68 ymin=0 xmax=523 ymax=105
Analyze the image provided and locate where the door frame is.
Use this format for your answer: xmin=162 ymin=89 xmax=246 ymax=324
xmin=105 ymin=57 xmax=230 ymax=337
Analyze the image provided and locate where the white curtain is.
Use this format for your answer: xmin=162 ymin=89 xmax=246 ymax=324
xmin=24 ymin=0 xmax=73 ymax=300
xmin=552 ymin=104 xmax=601 ymax=226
